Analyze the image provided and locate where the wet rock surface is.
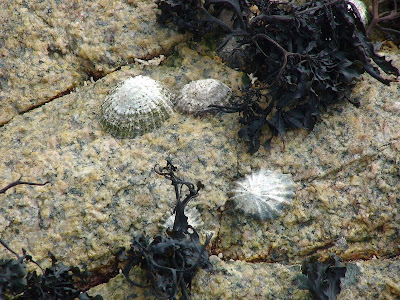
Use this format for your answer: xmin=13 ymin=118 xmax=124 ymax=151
xmin=0 ymin=0 xmax=186 ymax=125
xmin=215 ymin=56 xmax=400 ymax=264
xmin=1 ymin=0 xmax=400 ymax=299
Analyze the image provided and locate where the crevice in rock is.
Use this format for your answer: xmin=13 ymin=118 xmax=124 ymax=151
xmin=0 ymin=49 xmax=174 ymax=129
xmin=295 ymin=137 xmax=400 ymax=183
xmin=30 ymin=8 xmax=54 ymax=30
xmin=0 ymin=84 xmax=76 ymax=128
xmin=17 ymin=87 xmax=75 ymax=115
xmin=76 ymin=257 xmax=122 ymax=292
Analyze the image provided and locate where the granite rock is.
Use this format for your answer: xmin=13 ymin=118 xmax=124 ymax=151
xmin=215 ymin=53 xmax=400 ymax=265
xmin=87 ymin=257 xmax=400 ymax=299
xmin=1 ymin=0 xmax=400 ymax=299
xmin=0 ymin=45 xmax=244 ymax=270
xmin=0 ymin=0 xmax=187 ymax=125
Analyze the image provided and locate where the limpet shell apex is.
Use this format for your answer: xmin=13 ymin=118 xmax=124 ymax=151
xmin=174 ymin=79 xmax=232 ymax=115
xmin=100 ymin=75 xmax=174 ymax=138
xmin=231 ymin=169 xmax=296 ymax=220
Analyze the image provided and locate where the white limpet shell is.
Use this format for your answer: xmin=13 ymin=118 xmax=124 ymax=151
xmin=162 ymin=207 xmax=204 ymax=231
xmin=348 ymin=0 xmax=368 ymax=25
xmin=174 ymin=78 xmax=232 ymax=115
xmin=100 ymin=75 xmax=174 ymax=138
xmin=231 ymin=169 xmax=296 ymax=220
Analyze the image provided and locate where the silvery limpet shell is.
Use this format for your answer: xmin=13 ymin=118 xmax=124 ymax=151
xmin=349 ymin=0 xmax=368 ymax=25
xmin=174 ymin=79 xmax=232 ymax=115
xmin=100 ymin=75 xmax=174 ymax=138
xmin=162 ymin=207 xmax=204 ymax=231
xmin=231 ymin=169 xmax=296 ymax=220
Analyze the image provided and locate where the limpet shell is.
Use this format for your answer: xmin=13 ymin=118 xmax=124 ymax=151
xmin=349 ymin=0 xmax=368 ymax=25
xmin=162 ymin=207 xmax=204 ymax=231
xmin=100 ymin=75 xmax=174 ymax=138
xmin=174 ymin=79 xmax=232 ymax=115
xmin=231 ymin=169 xmax=296 ymax=220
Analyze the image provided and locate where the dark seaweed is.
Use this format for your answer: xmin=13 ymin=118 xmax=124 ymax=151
xmin=302 ymin=254 xmax=347 ymax=300
xmin=0 ymin=176 xmax=50 ymax=194
xmin=0 ymin=244 xmax=28 ymax=297
xmin=157 ymin=0 xmax=400 ymax=153
xmin=0 ymin=239 xmax=102 ymax=300
xmin=121 ymin=160 xmax=212 ymax=299
xmin=367 ymin=0 xmax=400 ymax=39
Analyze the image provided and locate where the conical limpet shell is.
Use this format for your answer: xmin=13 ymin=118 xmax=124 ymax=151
xmin=231 ymin=169 xmax=296 ymax=220
xmin=174 ymin=79 xmax=232 ymax=115
xmin=349 ymin=0 xmax=368 ymax=25
xmin=100 ymin=75 xmax=174 ymax=138
xmin=162 ymin=207 xmax=204 ymax=232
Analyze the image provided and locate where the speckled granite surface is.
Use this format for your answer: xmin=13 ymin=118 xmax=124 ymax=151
xmin=0 ymin=0 xmax=186 ymax=125
xmin=0 ymin=45 xmax=244 ymax=269
xmin=214 ymin=56 xmax=400 ymax=262
xmin=88 ymin=259 xmax=311 ymax=299
xmin=215 ymin=54 xmax=400 ymax=264
xmin=1 ymin=0 xmax=400 ymax=299
xmin=87 ymin=257 xmax=400 ymax=299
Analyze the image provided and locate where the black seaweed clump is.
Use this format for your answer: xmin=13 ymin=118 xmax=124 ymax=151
xmin=121 ymin=160 xmax=212 ymax=300
xmin=302 ymin=254 xmax=347 ymax=300
xmin=0 ymin=239 xmax=102 ymax=300
xmin=157 ymin=0 xmax=400 ymax=153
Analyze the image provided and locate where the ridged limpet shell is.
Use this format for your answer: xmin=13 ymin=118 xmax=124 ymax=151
xmin=349 ymin=0 xmax=368 ymax=25
xmin=174 ymin=79 xmax=232 ymax=115
xmin=162 ymin=207 xmax=204 ymax=231
xmin=231 ymin=169 xmax=296 ymax=220
xmin=100 ymin=75 xmax=174 ymax=138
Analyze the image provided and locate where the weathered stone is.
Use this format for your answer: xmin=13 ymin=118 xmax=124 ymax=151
xmin=0 ymin=45 xmax=244 ymax=270
xmin=0 ymin=0 xmax=187 ymax=125
xmin=214 ymin=53 xmax=400 ymax=265
xmin=1 ymin=0 xmax=400 ymax=298
xmin=87 ymin=257 xmax=400 ymax=299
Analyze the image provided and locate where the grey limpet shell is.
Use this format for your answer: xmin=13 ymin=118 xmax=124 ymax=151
xmin=231 ymin=169 xmax=296 ymax=221
xmin=100 ymin=75 xmax=174 ymax=138
xmin=161 ymin=207 xmax=204 ymax=232
xmin=349 ymin=0 xmax=368 ymax=25
xmin=174 ymin=78 xmax=232 ymax=115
